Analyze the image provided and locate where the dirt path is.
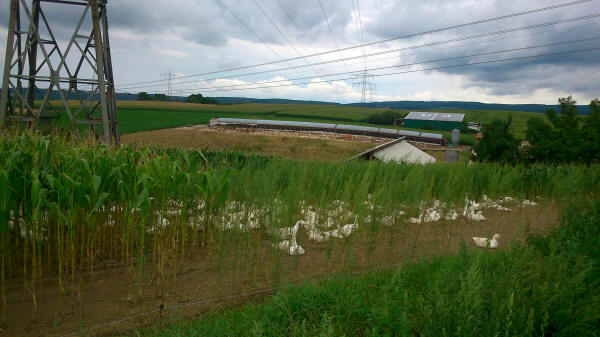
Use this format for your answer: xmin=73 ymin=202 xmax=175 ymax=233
xmin=1 ymin=202 xmax=559 ymax=337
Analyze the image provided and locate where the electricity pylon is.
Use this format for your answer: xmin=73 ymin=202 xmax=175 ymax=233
xmin=353 ymin=68 xmax=377 ymax=104
xmin=0 ymin=0 xmax=119 ymax=145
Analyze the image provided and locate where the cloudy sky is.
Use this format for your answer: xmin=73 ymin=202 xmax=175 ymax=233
xmin=1 ymin=0 xmax=599 ymax=104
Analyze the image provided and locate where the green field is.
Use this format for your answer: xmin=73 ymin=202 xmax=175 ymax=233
xmin=4 ymin=101 xmax=596 ymax=336
xmin=40 ymin=100 xmax=549 ymax=146
xmin=2 ymin=131 xmax=599 ymax=335
xmin=112 ymin=101 xmax=544 ymax=140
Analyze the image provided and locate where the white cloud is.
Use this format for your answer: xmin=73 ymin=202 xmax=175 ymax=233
xmin=153 ymin=48 xmax=189 ymax=59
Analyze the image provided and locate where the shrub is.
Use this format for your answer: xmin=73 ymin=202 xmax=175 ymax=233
xmin=137 ymin=91 xmax=152 ymax=101
xmin=473 ymin=116 xmax=520 ymax=163
xmin=525 ymin=96 xmax=600 ymax=164
xmin=366 ymin=110 xmax=404 ymax=125
xmin=187 ymin=93 xmax=218 ymax=105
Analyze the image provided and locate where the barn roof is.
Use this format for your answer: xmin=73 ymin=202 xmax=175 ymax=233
xmin=405 ymin=112 xmax=465 ymax=122
xmin=347 ymin=138 xmax=436 ymax=165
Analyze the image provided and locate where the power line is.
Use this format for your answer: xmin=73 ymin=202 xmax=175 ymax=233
xmin=250 ymin=0 xmax=324 ymax=76
xmin=273 ymin=0 xmax=331 ymax=70
xmin=351 ymin=0 xmax=374 ymax=103
xmin=213 ymin=0 xmax=302 ymax=75
xmin=148 ymin=47 xmax=600 ymax=94
xmin=160 ymin=69 xmax=173 ymax=99
xmin=303 ymin=18 xmax=600 ymax=73
xmin=117 ymin=15 xmax=600 ymax=91
xmin=353 ymin=0 xmax=366 ymax=57
xmin=195 ymin=46 xmax=600 ymax=93
xmin=117 ymin=0 xmax=594 ymax=88
xmin=317 ymin=0 xmax=351 ymax=72
xmin=183 ymin=37 xmax=600 ymax=89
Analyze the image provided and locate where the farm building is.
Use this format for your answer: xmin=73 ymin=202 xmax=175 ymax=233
xmin=403 ymin=112 xmax=465 ymax=131
xmin=210 ymin=118 xmax=448 ymax=145
xmin=348 ymin=138 xmax=436 ymax=165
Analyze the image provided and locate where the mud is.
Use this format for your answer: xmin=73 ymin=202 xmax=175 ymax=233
xmin=0 ymin=202 xmax=559 ymax=337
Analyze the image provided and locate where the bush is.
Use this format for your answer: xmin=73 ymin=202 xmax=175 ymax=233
xmin=525 ymin=96 xmax=600 ymax=164
xmin=473 ymin=116 xmax=520 ymax=163
xmin=459 ymin=124 xmax=478 ymax=134
xmin=137 ymin=91 xmax=152 ymax=101
xmin=366 ymin=110 xmax=404 ymax=125
xmin=187 ymin=93 xmax=218 ymax=105
xmin=154 ymin=93 xmax=169 ymax=101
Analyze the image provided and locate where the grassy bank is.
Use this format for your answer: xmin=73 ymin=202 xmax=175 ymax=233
xmin=136 ymin=201 xmax=600 ymax=337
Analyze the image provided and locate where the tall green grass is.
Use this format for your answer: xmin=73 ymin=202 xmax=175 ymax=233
xmin=1 ymin=129 xmax=599 ymax=320
xmin=134 ymin=201 xmax=600 ymax=337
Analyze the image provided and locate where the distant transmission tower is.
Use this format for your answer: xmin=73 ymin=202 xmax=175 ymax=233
xmin=161 ymin=69 xmax=173 ymax=100
xmin=0 ymin=0 xmax=119 ymax=145
xmin=353 ymin=68 xmax=377 ymax=103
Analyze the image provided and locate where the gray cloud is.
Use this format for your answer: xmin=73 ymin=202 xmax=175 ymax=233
xmin=0 ymin=0 xmax=598 ymax=103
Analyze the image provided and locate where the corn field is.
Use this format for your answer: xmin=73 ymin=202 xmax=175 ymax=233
xmin=1 ymin=130 xmax=599 ymax=320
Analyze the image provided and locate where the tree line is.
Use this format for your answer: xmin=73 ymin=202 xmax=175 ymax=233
xmin=474 ymin=96 xmax=600 ymax=164
xmin=137 ymin=92 xmax=218 ymax=104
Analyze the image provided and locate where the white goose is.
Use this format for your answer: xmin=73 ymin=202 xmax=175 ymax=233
xmin=270 ymin=222 xmax=300 ymax=240
xmin=273 ymin=237 xmax=305 ymax=255
xmin=472 ymin=234 xmax=500 ymax=248
xmin=337 ymin=223 xmax=358 ymax=237
xmin=307 ymin=230 xmax=330 ymax=242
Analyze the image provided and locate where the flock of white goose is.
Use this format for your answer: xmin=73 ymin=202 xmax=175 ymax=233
xmin=8 ymin=196 xmax=538 ymax=254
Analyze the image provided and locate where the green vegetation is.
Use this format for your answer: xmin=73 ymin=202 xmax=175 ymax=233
xmin=473 ymin=116 xmax=520 ymax=163
xmin=476 ymin=96 xmax=600 ymax=164
xmin=2 ymin=129 xmax=600 ymax=335
xmin=117 ymin=108 xmax=215 ymax=134
xmin=526 ymin=96 xmax=600 ymax=163
xmin=2 ymin=130 xmax=599 ymax=288
xmin=186 ymin=93 xmax=218 ymax=105
xmin=30 ymin=97 xmax=565 ymax=146
xmin=366 ymin=110 xmax=404 ymax=125
xmin=137 ymin=92 xmax=171 ymax=102
xmin=30 ymin=99 xmax=548 ymax=145
xmin=137 ymin=92 xmax=153 ymax=101
xmin=137 ymin=201 xmax=600 ymax=337
xmin=8 ymin=97 xmax=599 ymax=335
xmin=111 ymin=101 xmax=534 ymax=145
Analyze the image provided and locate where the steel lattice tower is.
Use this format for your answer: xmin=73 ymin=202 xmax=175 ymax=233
xmin=0 ymin=0 xmax=119 ymax=145
xmin=353 ymin=68 xmax=377 ymax=104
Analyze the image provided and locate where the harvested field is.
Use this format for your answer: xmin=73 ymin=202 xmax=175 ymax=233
xmin=120 ymin=125 xmax=466 ymax=162
xmin=121 ymin=126 xmax=376 ymax=162
xmin=3 ymin=202 xmax=558 ymax=337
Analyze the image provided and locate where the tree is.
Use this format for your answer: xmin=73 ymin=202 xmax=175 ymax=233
xmin=203 ymin=97 xmax=218 ymax=105
xmin=154 ymin=93 xmax=169 ymax=101
xmin=580 ymin=98 xmax=600 ymax=162
xmin=525 ymin=95 xmax=583 ymax=163
xmin=137 ymin=92 xmax=152 ymax=101
xmin=473 ymin=116 xmax=520 ymax=163
xmin=187 ymin=93 xmax=218 ymax=105
xmin=187 ymin=93 xmax=204 ymax=103
xmin=367 ymin=110 xmax=403 ymax=125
